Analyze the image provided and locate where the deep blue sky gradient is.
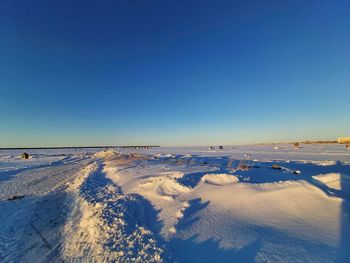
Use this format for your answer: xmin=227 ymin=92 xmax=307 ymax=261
xmin=1 ymin=0 xmax=349 ymax=146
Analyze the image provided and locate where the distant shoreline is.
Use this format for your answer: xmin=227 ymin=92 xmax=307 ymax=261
xmin=255 ymin=140 xmax=338 ymax=146
xmin=0 ymin=141 xmax=342 ymax=150
xmin=0 ymin=146 xmax=160 ymax=150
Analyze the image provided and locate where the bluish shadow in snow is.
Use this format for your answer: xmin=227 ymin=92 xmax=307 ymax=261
xmin=0 ymin=189 xmax=74 ymax=262
xmin=169 ymin=234 xmax=262 ymax=263
xmin=338 ymin=173 xmax=350 ymax=263
xmin=168 ymin=156 xmax=350 ymax=198
xmin=177 ymin=172 xmax=212 ymax=188
xmin=234 ymin=160 xmax=350 ymax=200
xmin=176 ymin=198 xmax=210 ymax=231
xmin=80 ymin=163 xmax=165 ymax=230
xmin=170 ymin=224 xmax=340 ymax=262
xmin=176 ymin=157 xmax=235 ymax=188
xmin=168 ymin=156 xmax=350 ymax=261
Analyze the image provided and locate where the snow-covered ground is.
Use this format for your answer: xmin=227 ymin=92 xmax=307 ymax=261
xmin=0 ymin=144 xmax=349 ymax=262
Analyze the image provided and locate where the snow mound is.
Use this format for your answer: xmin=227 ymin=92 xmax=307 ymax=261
xmin=63 ymin=164 xmax=169 ymax=262
xmin=201 ymin=173 xmax=239 ymax=186
xmin=93 ymin=150 xmax=121 ymax=159
xmin=139 ymin=177 xmax=190 ymax=199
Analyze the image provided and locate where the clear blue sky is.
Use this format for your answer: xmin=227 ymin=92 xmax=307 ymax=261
xmin=1 ymin=0 xmax=349 ymax=147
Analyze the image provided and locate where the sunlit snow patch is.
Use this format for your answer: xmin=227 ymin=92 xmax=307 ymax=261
xmin=139 ymin=176 xmax=190 ymax=200
xmin=93 ymin=150 xmax=121 ymax=159
xmin=312 ymin=173 xmax=350 ymax=191
xmin=200 ymin=173 xmax=239 ymax=186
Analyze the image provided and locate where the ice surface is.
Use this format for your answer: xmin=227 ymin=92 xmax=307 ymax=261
xmin=1 ymin=144 xmax=349 ymax=262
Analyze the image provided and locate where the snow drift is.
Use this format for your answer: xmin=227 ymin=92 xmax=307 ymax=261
xmin=200 ymin=173 xmax=239 ymax=186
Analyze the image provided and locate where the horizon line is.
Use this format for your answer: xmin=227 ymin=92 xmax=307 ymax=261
xmin=0 ymin=140 xmax=341 ymax=150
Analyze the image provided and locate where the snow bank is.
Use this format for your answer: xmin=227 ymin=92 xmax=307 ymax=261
xmin=93 ymin=149 xmax=121 ymax=159
xmin=63 ymin=162 xmax=168 ymax=262
xmin=67 ymin=162 xmax=98 ymax=191
xmin=201 ymin=173 xmax=239 ymax=186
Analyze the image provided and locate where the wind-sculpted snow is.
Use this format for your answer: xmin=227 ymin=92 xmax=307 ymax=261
xmin=106 ymin=151 xmax=350 ymax=262
xmin=1 ymin=146 xmax=349 ymax=262
xmin=63 ymin=161 xmax=169 ymax=262
xmin=200 ymin=173 xmax=239 ymax=185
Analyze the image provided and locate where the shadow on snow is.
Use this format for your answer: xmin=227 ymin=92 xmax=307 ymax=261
xmin=170 ymin=156 xmax=350 ymax=262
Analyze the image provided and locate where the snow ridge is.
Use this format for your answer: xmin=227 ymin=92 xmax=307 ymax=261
xmin=63 ymin=162 xmax=169 ymax=262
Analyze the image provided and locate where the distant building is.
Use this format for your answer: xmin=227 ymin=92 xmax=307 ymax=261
xmin=337 ymin=137 xmax=350 ymax=144
xmin=219 ymin=146 xmax=224 ymax=149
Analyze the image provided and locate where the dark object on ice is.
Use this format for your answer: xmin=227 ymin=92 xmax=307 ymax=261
xmin=208 ymin=146 xmax=214 ymax=150
xmin=203 ymin=162 xmax=208 ymax=165
xmin=7 ymin=195 xmax=24 ymax=201
xmin=238 ymin=164 xmax=250 ymax=171
xmin=271 ymin=164 xmax=282 ymax=170
xmin=293 ymin=142 xmax=300 ymax=149
xmin=21 ymin=152 xmax=29 ymax=159
xmin=219 ymin=146 xmax=224 ymax=149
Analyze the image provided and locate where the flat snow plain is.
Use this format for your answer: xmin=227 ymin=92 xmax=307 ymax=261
xmin=0 ymin=144 xmax=349 ymax=262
